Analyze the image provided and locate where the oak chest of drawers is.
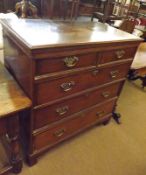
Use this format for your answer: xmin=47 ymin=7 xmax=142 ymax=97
xmin=0 ymin=19 xmax=142 ymax=165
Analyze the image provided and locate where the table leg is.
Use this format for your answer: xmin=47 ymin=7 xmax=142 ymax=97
xmin=6 ymin=114 xmax=22 ymax=174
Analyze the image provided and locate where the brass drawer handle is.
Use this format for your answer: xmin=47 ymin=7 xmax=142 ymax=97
xmin=110 ymin=70 xmax=119 ymax=79
xmin=54 ymin=129 xmax=65 ymax=138
xmin=92 ymin=69 xmax=99 ymax=76
xmin=115 ymin=50 xmax=125 ymax=59
xmin=96 ymin=111 xmax=105 ymax=117
xmin=102 ymin=91 xmax=110 ymax=98
xmin=60 ymin=81 xmax=75 ymax=92
xmin=56 ymin=106 xmax=69 ymax=116
xmin=63 ymin=56 xmax=79 ymax=68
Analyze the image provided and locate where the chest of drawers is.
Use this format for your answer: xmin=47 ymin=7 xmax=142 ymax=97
xmin=0 ymin=19 xmax=142 ymax=166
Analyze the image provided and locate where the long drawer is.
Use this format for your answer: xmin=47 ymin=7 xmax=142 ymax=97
xmin=36 ymin=53 xmax=97 ymax=75
xmin=35 ymin=62 xmax=131 ymax=105
xmin=33 ymin=98 xmax=116 ymax=151
xmin=34 ymin=81 xmax=122 ymax=129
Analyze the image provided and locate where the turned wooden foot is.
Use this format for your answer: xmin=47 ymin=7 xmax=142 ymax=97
xmin=26 ymin=156 xmax=37 ymax=166
xmin=102 ymin=118 xmax=111 ymax=125
xmin=112 ymin=112 xmax=121 ymax=124
xmin=141 ymin=76 xmax=146 ymax=88
xmin=7 ymin=115 xmax=23 ymax=173
xmin=12 ymin=160 xmax=23 ymax=174
xmin=127 ymin=69 xmax=138 ymax=80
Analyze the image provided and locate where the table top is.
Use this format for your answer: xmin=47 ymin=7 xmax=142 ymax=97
xmin=0 ymin=63 xmax=32 ymax=118
xmin=131 ymin=42 xmax=146 ymax=69
xmin=0 ymin=19 xmax=142 ymax=49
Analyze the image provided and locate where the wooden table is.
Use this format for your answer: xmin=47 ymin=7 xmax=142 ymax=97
xmin=0 ymin=63 xmax=31 ymax=174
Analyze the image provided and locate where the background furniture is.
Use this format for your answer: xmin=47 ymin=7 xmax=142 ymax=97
xmin=0 ymin=63 xmax=31 ymax=175
xmin=128 ymin=42 xmax=146 ymax=88
xmin=0 ymin=0 xmax=41 ymax=16
xmin=91 ymin=0 xmax=139 ymax=23
xmin=1 ymin=18 xmax=142 ymax=166
xmin=15 ymin=0 xmax=38 ymax=18
xmin=91 ymin=0 xmax=118 ymax=23
xmin=79 ymin=0 xmax=96 ymax=16
xmin=41 ymin=0 xmax=80 ymax=19
xmin=114 ymin=17 xmax=137 ymax=33
xmin=0 ymin=0 xmax=95 ymax=18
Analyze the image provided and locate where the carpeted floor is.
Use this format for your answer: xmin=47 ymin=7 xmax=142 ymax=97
xmin=12 ymin=80 xmax=146 ymax=175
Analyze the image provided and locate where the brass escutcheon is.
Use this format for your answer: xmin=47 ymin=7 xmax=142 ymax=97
xmin=54 ymin=129 xmax=65 ymax=138
xmin=115 ymin=50 xmax=125 ymax=59
xmin=60 ymin=81 xmax=75 ymax=92
xmin=56 ymin=106 xmax=69 ymax=116
xmin=102 ymin=91 xmax=110 ymax=98
xmin=110 ymin=70 xmax=119 ymax=78
xmin=63 ymin=56 xmax=79 ymax=68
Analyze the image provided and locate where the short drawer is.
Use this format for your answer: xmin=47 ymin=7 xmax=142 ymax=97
xmin=34 ymin=82 xmax=122 ymax=129
xmin=36 ymin=62 xmax=131 ymax=105
xmin=99 ymin=47 xmax=137 ymax=64
xmin=33 ymin=99 xmax=116 ymax=151
xmin=36 ymin=53 xmax=97 ymax=75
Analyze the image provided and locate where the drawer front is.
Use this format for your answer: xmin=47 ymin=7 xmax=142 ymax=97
xmin=34 ymin=82 xmax=122 ymax=129
xmin=36 ymin=62 xmax=131 ymax=105
xmin=99 ymin=47 xmax=137 ymax=64
xmin=34 ymin=99 xmax=116 ymax=150
xmin=36 ymin=53 xmax=97 ymax=75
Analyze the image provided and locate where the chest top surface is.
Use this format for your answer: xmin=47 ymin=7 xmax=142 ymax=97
xmin=0 ymin=19 xmax=142 ymax=49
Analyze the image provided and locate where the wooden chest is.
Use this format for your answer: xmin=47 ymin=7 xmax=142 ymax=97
xmin=0 ymin=19 xmax=142 ymax=165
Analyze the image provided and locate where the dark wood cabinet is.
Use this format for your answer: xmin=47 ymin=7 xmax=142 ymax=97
xmin=1 ymin=19 xmax=142 ymax=166
xmin=0 ymin=0 xmax=95 ymax=17
xmin=0 ymin=0 xmax=17 ymax=12
xmin=0 ymin=0 xmax=41 ymax=15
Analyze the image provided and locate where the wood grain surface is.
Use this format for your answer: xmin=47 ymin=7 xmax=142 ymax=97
xmin=0 ymin=63 xmax=31 ymax=117
xmin=0 ymin=19 xmax=142 ymax=49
